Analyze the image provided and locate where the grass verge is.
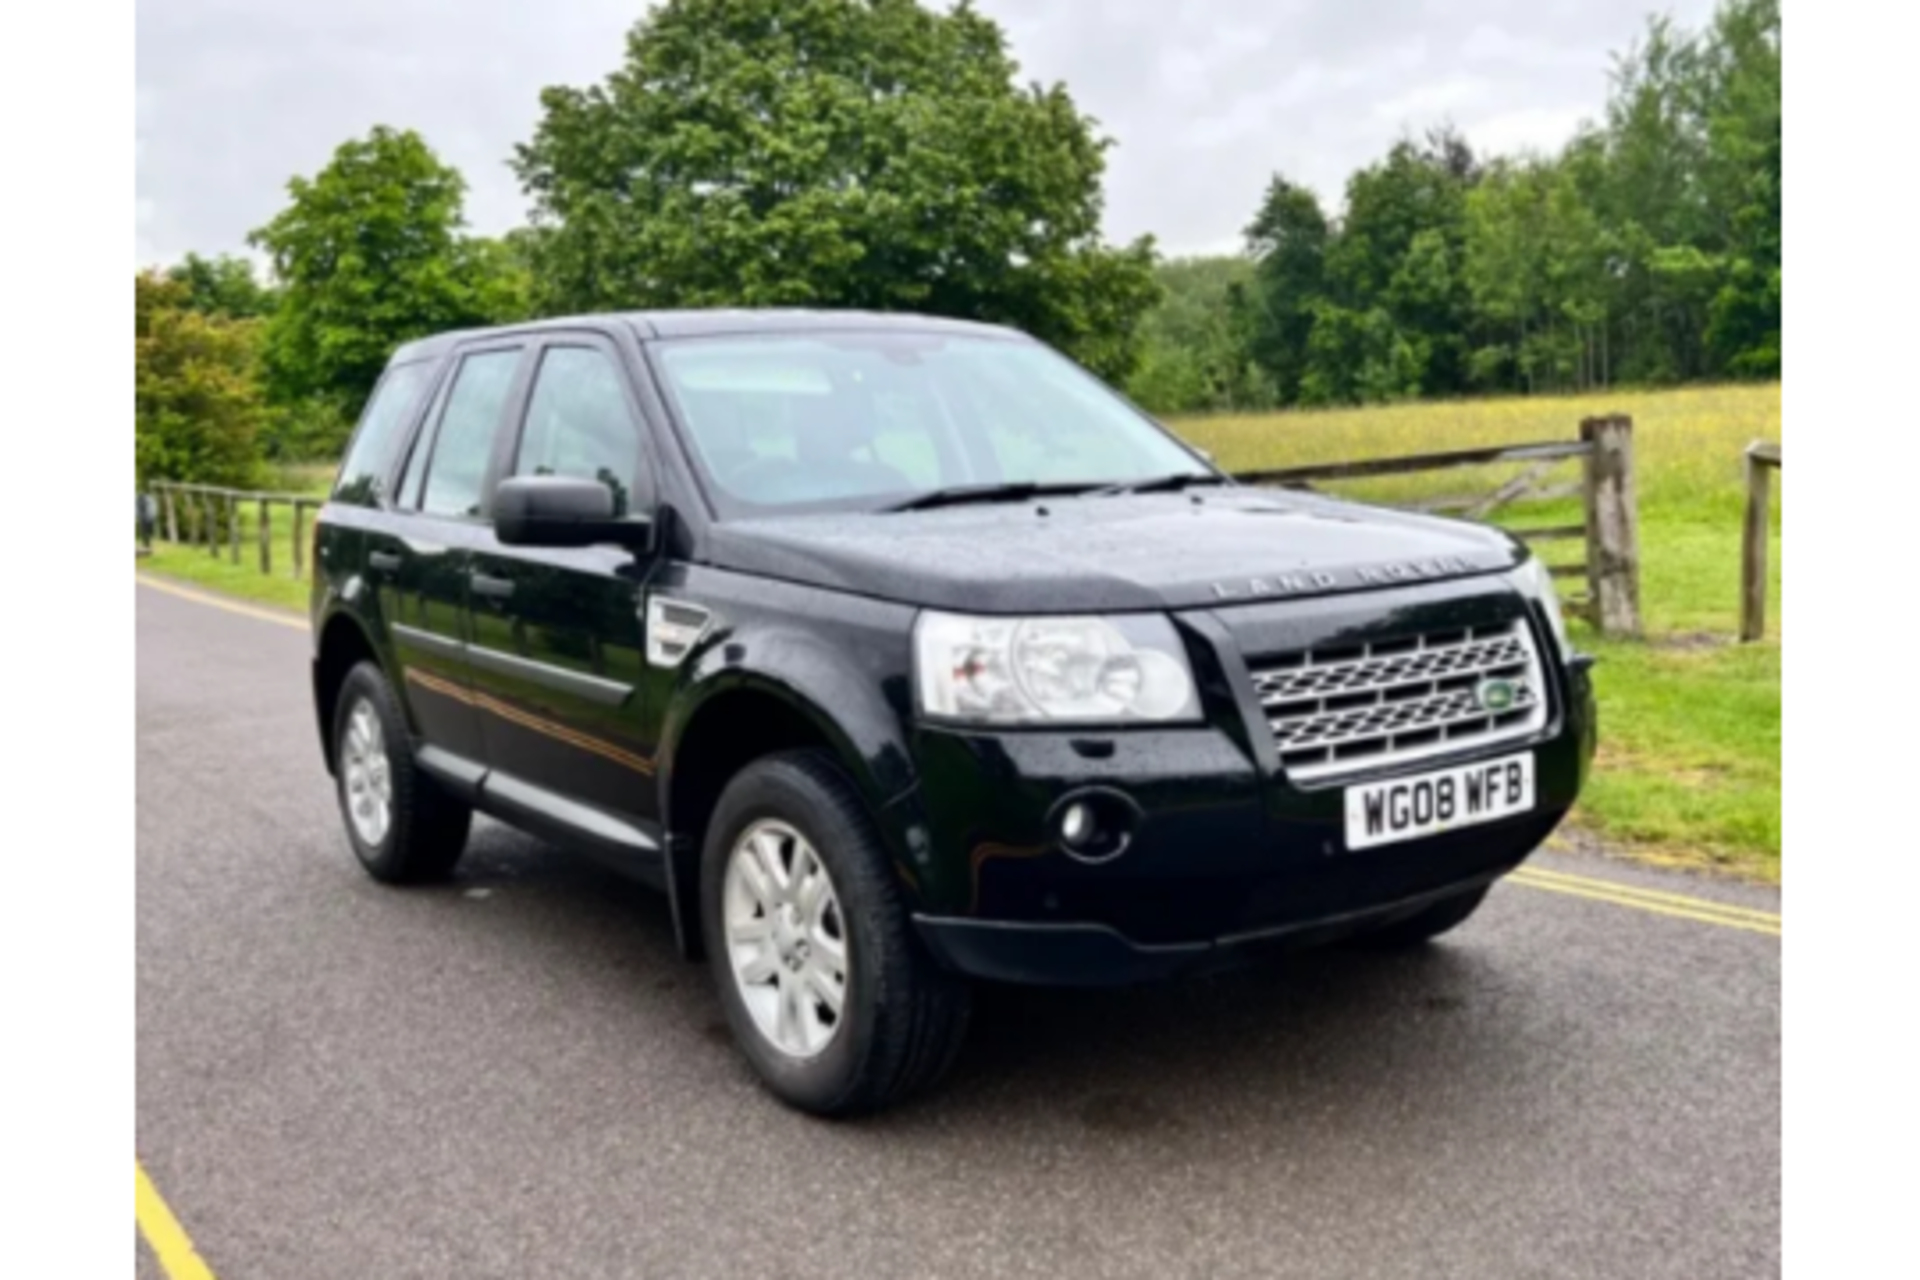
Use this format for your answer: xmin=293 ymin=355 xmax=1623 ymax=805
xmin=138 ymin=542 xmax=311 ymax=614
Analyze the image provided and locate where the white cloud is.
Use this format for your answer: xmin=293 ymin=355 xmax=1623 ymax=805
xmin=1371 ymin=75 xmax=1493 ymax=125
xmin=1466 ymin=105 xmax=1593 ymax=159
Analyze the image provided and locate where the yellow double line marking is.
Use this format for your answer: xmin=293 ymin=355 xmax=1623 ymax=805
xmin=136 ymin=1160 xmax=217 ymax=1279
xmin=1510 ymin=865 xmax=1781 ymax=936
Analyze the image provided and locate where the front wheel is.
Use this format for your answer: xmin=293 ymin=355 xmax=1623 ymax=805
xmin=702 ymin=750 xmax=971 ymax=1117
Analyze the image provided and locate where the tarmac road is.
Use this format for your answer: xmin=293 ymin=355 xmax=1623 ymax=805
xmin=135 ymin=578 xmax=1781 ymax=1280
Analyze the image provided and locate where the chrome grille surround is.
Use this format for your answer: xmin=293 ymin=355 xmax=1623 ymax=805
xmin=1250 ymin=618 xmax=1548 ymax=783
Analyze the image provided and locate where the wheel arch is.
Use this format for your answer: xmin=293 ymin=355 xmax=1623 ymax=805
xmin=312 ymin=608 xmax=386 ymax=774
xmin=659 ymin=653 xmax=919 ymax=960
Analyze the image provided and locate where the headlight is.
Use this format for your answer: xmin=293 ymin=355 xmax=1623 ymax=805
xmin=914 ymin=611 xmax=1201 ymax=725
xmin=1512 ymin=555 xmax=1571 ymax=659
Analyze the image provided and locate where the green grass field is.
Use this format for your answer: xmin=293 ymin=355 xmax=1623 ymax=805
xmin=138 ymin=383 xmax=1782 ymax=880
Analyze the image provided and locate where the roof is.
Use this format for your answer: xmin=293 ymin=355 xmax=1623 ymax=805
xmin=389 ymin=308 xmax=1023 ymax=364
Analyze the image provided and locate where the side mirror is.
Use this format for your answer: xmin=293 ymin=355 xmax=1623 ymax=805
xmin=494 ymin=476 xmax=654 ymax=552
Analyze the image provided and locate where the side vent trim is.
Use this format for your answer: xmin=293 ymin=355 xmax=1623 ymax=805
xmin=646 ymin=596 xmax=713 ymax=669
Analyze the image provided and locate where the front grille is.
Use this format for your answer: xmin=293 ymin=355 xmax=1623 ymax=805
xmin=1248 ymin=618 xmax=1548 ymax=783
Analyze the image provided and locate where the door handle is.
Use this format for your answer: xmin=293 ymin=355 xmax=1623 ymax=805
xmin=470 ymin=572 xmax=515 ymax=602
xmin=368 ymin=551 xmax=403 ymax=573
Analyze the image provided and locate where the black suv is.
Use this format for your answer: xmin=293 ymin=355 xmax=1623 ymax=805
xmin=311 ymin=310 xmax=1595 ymax=1116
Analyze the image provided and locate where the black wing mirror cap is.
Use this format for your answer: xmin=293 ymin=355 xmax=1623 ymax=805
xmin=493 ymin=476 xmax=654 ymax=552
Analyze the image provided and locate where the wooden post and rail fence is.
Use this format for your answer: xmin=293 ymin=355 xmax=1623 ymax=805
xmin=146 ymin=482 xmax=321 ymax=582
xmin=143 ymin=415 xmax=1783 ymax=644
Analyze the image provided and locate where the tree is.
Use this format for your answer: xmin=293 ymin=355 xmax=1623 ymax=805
xmin=1326 ymin=129 xmax=1479 ymax=398
xmin=1235 ymin=132 xmax=1484 ymax=408
xmin=135 ymin=272 xmax=266 ymax=488
xmin=510 ymin=0 xmax=1160 ymax=382
xmin=1465 ymin=151 xmax=1614 ymax=394
xmin=249 ymin=126 xmax=526 ymax=415
xmin=1590 ymin=0 xmax=1779 ymax=383
xmin=165 ymin=253 xmax=278 ymax=321
xmin=1235 ymin=176 xmax=1330 ymax=404
xmin=1124 ymin=256 xmax=1272 ymax=415
xmin=1298 ymin=303 xmax=1420 ymax=406
xmin=1698 ymin=0 xmax=1780 ymax=376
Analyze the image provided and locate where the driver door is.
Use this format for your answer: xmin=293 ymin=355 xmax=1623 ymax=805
xmin=462 ymin=335 xmax=662 ymax=842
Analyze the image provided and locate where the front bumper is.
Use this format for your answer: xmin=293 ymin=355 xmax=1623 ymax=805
xmin=889 ymin=593 xmax=1596 ymax=985
xmin=914 ymin=855 xmax=1522 ymax=986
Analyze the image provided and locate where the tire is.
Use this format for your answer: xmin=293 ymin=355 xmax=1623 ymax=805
xmin=701 ymin=749 xmax=971 ymax=1117
xmin=1350 ymin=886 xmax=1490 ymax=950
xmin=331 ymin=661 xmax=471 ymax=884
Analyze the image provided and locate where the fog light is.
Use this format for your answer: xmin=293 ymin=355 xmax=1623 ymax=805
xmin=1050 ymin=789 xmax=1139 ymax=864
xmin=1060 ymin=802 xmax=1094 ymax=847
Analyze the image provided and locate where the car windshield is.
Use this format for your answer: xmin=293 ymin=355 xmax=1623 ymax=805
xmin=651 ymin=331 xmax=1211 ymax=516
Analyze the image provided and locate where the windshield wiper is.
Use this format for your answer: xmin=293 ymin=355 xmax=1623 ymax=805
xmin=883 ymin=481 xmax=1100 ymax=513
xmin=1091 ymin=472 xmax=1231 ymax=497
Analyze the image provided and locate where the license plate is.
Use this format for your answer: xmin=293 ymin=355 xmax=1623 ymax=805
xmin=1344 ymin=753 xmax=1535 ymax=851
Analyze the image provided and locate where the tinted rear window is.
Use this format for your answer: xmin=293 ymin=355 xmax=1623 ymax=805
xmin=333 ymin=361 xmax=435 ymax=505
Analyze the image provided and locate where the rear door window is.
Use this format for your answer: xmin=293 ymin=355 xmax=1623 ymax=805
xmin=333 ymin=361 xmax=434 ymax=505
xmin=417 ymin=349 xmax=524 ymax=519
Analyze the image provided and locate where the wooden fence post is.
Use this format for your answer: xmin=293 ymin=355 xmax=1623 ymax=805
xmin=228 ymin=493 xmax=241 ymax=564
xmin=258 ymin=497 xmax=273 ymax=575
xmin=291 ymin=501 xmax=308 ymax=580
xmin=204 ymin=492 xmax=219 ymax=557
xmin=162 ymin=486 xmax=179 ymax=544
xmin=1741 ymin=442 xmax=1782 ymax=642
xmin=1580 ymin=415 xmax=1642 ymax=638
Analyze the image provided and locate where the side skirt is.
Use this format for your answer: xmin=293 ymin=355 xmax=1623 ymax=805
xmin=415 ymin=744 xmax=669 ymax=893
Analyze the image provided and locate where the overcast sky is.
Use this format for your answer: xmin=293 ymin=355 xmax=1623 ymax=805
xmin=134 ymin=0 xmax=1714 ymax=267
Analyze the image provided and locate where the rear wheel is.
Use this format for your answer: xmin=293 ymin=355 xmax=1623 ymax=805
xmin=702 ymin=749 xmax=971 ymax=1117
xmin=1351 ymin=886 xmax=1489 ymax=950
xmin=331 ymin=661 xmax=471 ymax=884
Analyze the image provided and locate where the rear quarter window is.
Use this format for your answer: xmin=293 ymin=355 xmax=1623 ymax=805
xmin=332 ymin=361 xmax=436 ymax=506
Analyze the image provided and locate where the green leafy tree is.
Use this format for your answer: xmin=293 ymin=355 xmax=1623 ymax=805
xmin=1591 ymin=0 xmax=1779 ymax=382
xmin=1237 ymin=132 xmax=1482 ymax=407
xmin=1326 ymin=130 xmax=1479 ymax=397
xmin=1235 ymin=177 xmax=1331 ymax=404
xmin=1298 ymin=303 xmax=1420 ymax=406
xmin=165 ymin=253 xmax=278 ymax=320
xmin=1125 ymin=256 xmax=1272 ymax=415
xmin=135 ymin=272 xmax=266 ymax=488
xmin=1465 ymin=150 xmax=1615 ymax=394
xmin=249 ymin=126 xmax=526 ymax=415
xmin=1699 ymin=0 xmax=1780 ymax=376
xmin=510 ymin=0 xmax=1159 ymax=382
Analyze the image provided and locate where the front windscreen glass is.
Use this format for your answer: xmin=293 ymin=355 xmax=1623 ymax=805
xmin=651 ymin=332 xmax=1208 ymax=516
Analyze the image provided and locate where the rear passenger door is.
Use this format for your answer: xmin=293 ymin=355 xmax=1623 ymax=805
xmin=370 ymin=342 xmax=530 ymax=770
xmin=463 ymin=336 xmax=660 ymax=838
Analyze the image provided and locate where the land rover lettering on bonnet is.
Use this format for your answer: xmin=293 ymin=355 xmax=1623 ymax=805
xmin=308 ymin=310 xmax=1597 ymax=1116
xmin=1210 ymin=555 xmax=1478 ymax=600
